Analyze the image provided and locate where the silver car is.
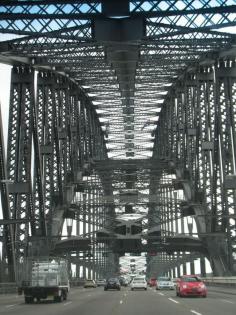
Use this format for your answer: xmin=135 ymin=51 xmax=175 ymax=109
xmin=131 ymin=277 xmax=147 ymax=291
xmin=96 ymin=279 xmax=106 ymax=286
xmin=156 ymin=277 xmax=174 ymax=290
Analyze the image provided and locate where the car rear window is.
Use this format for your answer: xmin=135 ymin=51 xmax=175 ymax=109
xmin=182 ymin=277 xmax=201 ymax=282
xmin=158 ymin=277 xmax=171 ymax=281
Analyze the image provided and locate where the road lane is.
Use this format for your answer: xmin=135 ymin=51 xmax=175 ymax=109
xmin=0 ymin=286 xmax=235 ymax=315
xmin=150 ymin=287 xmax=236 ymax=315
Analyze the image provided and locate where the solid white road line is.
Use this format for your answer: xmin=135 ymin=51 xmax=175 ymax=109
xmin=168 ymin=298 xmax=179 ymax=304
xmin=190 ymin=310 xmax=202 ymax=315
xmin=63 ymin=302 xmax=72 ymax=306
xmin=5 ymin=304 xmax=16 ymax=308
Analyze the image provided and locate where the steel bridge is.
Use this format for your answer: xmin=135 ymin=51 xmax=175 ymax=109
xmin=0 ymin=0 xmax=236 ymax=282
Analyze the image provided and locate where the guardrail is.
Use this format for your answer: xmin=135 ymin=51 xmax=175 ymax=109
xmin=203 ymin=277 xmax=236 ymax=287
xmin=0 ymin=283 xmax=17 ymax=294
xmin=70 ymin=280 xmax=85 ymax=287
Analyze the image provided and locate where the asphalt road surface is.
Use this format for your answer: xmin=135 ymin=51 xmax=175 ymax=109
xmin=0 ymin=286 xmax=235 ymax=315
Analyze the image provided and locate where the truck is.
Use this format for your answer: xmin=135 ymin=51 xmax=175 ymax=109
xmin=18 ymin=257 xmax=70 ymax=303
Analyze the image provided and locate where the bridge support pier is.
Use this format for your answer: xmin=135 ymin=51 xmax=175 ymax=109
xmin=200 ymin=257 xmax=206 ymax=277
xmin=182 ymin=262 xmax=187 ymax=275
xmin=190 ymin=260 xmax=195 ymax=275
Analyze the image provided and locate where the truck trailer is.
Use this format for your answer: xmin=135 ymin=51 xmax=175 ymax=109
xmin=18 ymin=257 xmax=70 ymax=303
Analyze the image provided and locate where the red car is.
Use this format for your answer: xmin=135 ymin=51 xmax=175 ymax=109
xmin=176 ymin=275 xmax=207 ymax=298
xmin=148 ymin=278 xmax=157 ymax=287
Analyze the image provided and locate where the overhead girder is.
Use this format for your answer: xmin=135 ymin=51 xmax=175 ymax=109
xmin=1 ymin=1 xmax=236 ymax=21
xmin=0 ymin=2 xmax=236 ymax=159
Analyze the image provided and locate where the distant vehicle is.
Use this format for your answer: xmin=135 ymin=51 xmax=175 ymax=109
xmin=123 ymin=278 xmax=129 ymax=286
xmin=96 ymin=279 xmax=106 ymax=286
xmin=84 ymin=279 xmax=97 ymax=288
xmin=119 ymin=276 xmax=129 ymax=286
xmin=172 ymin=278 xmax=180 ymax=287
xmin=176 ymin=275 xmax=207 ymax=297
xmin=148 ymin=278 xmax=157 ymax=287
xmin=104 ymin=278 xmax=121 ymax=291
xmin=131 ymin=277 xmax=147 ymax=291
xmin=156 ymin=276 xmax=174 ymax=290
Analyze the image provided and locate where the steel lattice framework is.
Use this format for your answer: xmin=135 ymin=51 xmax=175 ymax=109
xmin=1 ymin=0 xmax=236 ymax=280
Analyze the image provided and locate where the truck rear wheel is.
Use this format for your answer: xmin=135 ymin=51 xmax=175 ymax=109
xmin=25 ymin=296 xmax=33 ymax=304
xmin=63 ymin=291 xmax=67 ymax=300
xmin=54 ymin=294 xmax=62 ymax=302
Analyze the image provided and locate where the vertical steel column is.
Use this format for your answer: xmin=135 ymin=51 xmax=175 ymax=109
xmin=200 ymin=256 xmax=206 ymax=277
xmin=0 ymin=104 xmax=15 ymax=281
xmin=214 ymin=60 xmax=236 ymax=273
xmin=7 ymin=66 xmax=35 ymax=264
xmin=37 ymin=71 xmax=58 ymax=240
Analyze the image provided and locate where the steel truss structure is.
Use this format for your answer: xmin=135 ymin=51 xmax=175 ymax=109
xmin=1 ymin=1 xmax=236 ymax=281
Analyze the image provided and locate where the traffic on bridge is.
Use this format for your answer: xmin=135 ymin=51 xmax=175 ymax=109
xmin=0 ymin=1 xmax=236 ymax=314
xmin=0 ymin=284 xmax=236 ymax=315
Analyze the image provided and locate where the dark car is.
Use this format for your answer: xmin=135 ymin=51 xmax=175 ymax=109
xmin=104 ymin=278 xmax=121 ymax=291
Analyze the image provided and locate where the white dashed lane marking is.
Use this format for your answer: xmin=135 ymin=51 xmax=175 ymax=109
xmin=120 ymin=300 xmax=123 ymax=304
xmin=190 ymin=310 xmax=202 ymax=315
xmin=158 ymin=292 xmax=165 ymax=296
xmin=5 ymin=304 xmax=16 ymax=308
xmin=63 ymin=301 xmax=72 ymax=306
xmin=168 ymin=298 xmax=179 ymax=304
xmin=221 ymin=299 xmax=235 ymax=304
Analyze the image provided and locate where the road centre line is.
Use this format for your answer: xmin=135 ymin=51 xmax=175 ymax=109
xmin=190 ymin=310 xmax=202 ymax=315
xmin=168 ymin=298 xmax=179 ymax=304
